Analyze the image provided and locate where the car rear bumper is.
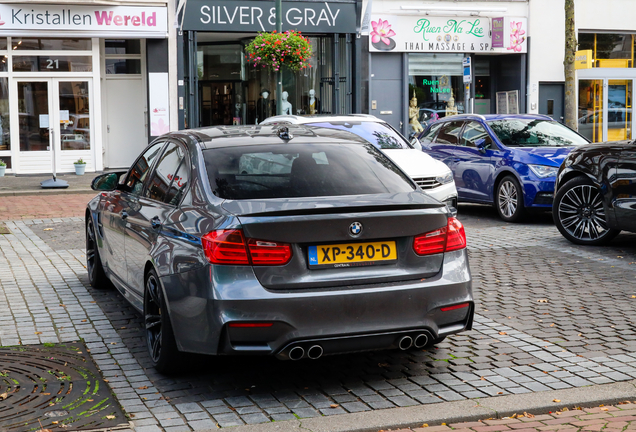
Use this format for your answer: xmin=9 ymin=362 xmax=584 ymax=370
xmin=161 ymin=248 xmax=472 ymax=357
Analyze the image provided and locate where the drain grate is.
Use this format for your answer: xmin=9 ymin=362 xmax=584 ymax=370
xmin=0 ymin=342 xmax=129 ymax=432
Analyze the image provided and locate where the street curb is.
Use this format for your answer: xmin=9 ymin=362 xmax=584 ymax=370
xmin=0 ymin=189 xmax=95 ymax=197
xmin=196 ymin=380 xmax=636 ymax=432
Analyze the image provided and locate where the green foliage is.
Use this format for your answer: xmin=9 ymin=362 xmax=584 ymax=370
xmin=74 ymin=158 xmax=86 ymax=165
xmin=245 ymin=30 xmax=312 ymax=72
xmin=0 ymin=159 xmax=6 ymax=167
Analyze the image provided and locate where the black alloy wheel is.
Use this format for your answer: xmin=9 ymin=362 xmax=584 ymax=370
xmin=86 ymin=218 xmax=109 ymax=289
xmin=144 ymin=269 xmax=180 ymax=373
xmin=495 ymin=175 xmax=526 ymax=222
xmin=553 ymin=176 xmax=620 ymax=245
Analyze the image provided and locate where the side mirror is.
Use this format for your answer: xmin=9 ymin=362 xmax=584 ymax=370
xmin=475 ymin=138 xmax=489 ymax=153
xmin=410 ymin=137 xmax=423 ymax=151
xmin=91 ymin=171 xmax=125 ymax=191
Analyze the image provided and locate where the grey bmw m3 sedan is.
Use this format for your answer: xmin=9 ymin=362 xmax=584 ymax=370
xmin=86 ymin=125 xmax=473 ymax=373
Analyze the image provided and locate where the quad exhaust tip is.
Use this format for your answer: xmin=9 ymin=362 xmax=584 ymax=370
xmin=288 ymin=346 xmax=305 ymax=360
xmin=414 ymin=333 xmax=429 ymax=348
xmin=307 ymin=345 xmax=324 ymax=360
xmin=398 ymin=335 xmax=413 ymax=350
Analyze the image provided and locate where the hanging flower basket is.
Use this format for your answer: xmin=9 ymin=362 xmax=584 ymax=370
xmin=245 ymin=30 xmax=312 ymax=72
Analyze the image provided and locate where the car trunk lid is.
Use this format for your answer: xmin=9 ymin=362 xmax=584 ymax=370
xmin=222 ymin=192 xmax=449 ymax=290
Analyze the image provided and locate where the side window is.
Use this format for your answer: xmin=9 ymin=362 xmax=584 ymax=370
xmin=126 ymin=142 xmax=164 ymax=196
xmin=145 ymin=142 xmax=185 ymax=204
xmin=165 ymin=149 xmax=190 ymax=205
xmin=435 ymin=121 xmax=464 ymax=145
xmin=420 ymin=123 xmax=443 ymax=144
xmin=461 ymin=122 xmax=493 ymax=148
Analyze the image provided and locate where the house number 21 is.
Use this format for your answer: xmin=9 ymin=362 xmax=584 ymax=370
xmin=46 ymin=59 xmax=59 ymax=69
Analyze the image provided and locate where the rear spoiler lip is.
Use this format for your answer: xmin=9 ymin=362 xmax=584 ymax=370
xmin=240 ymin=203 xmax=445 ymax=217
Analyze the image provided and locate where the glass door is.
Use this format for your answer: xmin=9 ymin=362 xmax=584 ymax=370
xmin=607 ymin=79 xmax=632 ymax=141
xmin=578 ymin=79 xmax=604 ymax=142
xmin=17 ymin=80 xmax=51 ymax=152
xmin=57 ymin=80 xmax=91 ymax=152
xmin=14 ymin=78 xmax=91 ymax=174
xmin=578 ymin=78 xmax=634 ymax=143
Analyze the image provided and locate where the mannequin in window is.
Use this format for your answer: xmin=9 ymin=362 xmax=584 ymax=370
xmin=256 ymin=89 xmax=274 ymax=123
xmin=409 ymin=91 xmax=423 ymax=133
xmin=446 ymin=89 xmax=458 ymax=117
xmin=303 ymin=89 xmax=320 ymax=115
xmin=281 ymin=91 xmax=292 ymax=115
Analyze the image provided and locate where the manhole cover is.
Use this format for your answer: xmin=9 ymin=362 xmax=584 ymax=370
xmin=0 ymin=342 xmax=129 ymax=431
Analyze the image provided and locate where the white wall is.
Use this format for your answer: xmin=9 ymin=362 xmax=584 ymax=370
xmin=527 ymin=0 xmax=636 ymax=113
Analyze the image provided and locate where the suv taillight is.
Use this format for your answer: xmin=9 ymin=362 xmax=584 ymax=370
xmin=202 ymin=229 xmax=292 ymax=266
xmin=413 ymin=217 xmax=466 ymax=256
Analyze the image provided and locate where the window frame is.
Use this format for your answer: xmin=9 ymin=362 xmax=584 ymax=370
xmin=123 ymin=140 xmax=167 ymax=196
xmin=460 ymin=120 xmax=496 ymax=149
xmin=434 ymin=121 xmax=465 ymax=146
xmin=144 ymin=139 xmax=191 ymax=207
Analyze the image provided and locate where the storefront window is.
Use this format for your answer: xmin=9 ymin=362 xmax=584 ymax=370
xmin=196 ymin=36 xmax=346 ymax=126
xmin=579 ymin=33 xmax=635 ymax=68
xmin=408 ymin=53 xmax=465 ymax=127
xmin=0 ymin=78 xmax=9 ymax=152
xmin=105 ymin=59 xmax=141 ymax=74
xmin=105 ymin=40 xmax=141 ymax=55
xmin=12 ymin=38 xmax=91 ymax=51
xmin=12 ymin=56 xmax=92 ymax=72
xmin=105 ymin=39 xmax=142 ymax=75
xmin=474 ymin=57 xmax=491 ymax=114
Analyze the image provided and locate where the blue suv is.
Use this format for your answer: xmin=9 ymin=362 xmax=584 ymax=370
xmin=417 ymin=114 xmax=590 ymax=222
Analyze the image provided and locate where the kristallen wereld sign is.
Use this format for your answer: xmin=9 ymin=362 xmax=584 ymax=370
xmin=182 ymin=0 xmax=357 ymax=33
xmin=0 ymin=4 xmax=168 ymax=37
xmin=369 ymin=15 xmax=491 ymax=53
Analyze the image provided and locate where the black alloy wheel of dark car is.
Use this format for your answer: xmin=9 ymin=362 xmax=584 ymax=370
xmin=144 ymin=269 xmax=180 ymax=373
xmin=86 ymin=218 xmax=109 ymax=289
xmin=495 ymin=175 xmax=526 ymax=222
xmin=553 ymin=176 xmax=620 ymax=245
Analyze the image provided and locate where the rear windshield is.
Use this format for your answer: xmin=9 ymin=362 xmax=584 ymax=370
xmin=488 ymin=119 xmax=589 ymax=147
xmin=203 ymin=143 xmax=415 ymax=200
xmin=307 ymin=121 xmax=411 ymax=149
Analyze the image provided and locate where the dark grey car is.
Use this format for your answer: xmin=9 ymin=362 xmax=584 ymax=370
xmin=86 ymin=125 xmax=473 ymax=373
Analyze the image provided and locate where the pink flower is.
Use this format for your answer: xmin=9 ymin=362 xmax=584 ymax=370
xmin=371 ymin=19 xmax=396 ymax=45
xmin=507 ymin=21 xmax=526 ymax=52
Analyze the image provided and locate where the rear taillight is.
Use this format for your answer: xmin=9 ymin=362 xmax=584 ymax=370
xmin=202 ymin=229 xmax=292 ymax=266
xmin=202 ymin=229 xmax=250 ymax=265
xmin=413 ymin=217 xmax=466 ymax=256
xmin=445 ymin=217 xmax=466 ymax=252
xmin=247 ymin=238 xmax=292 ymax=265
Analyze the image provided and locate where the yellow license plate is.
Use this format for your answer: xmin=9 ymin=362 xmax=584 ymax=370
xmin=308 ymin=241 xmax=397 ymax=268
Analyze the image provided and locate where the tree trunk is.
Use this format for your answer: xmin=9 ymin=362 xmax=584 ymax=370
xmin=564 ymin=0 xmax=577 ymax=129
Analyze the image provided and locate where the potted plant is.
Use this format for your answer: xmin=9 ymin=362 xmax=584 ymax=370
xmin=0 ymin=159 xmax=6 ymax=177
xmin=74 ymin=158 xmax=86 ymax=175
xmin=245 ymin=30 xmax=312 ymax=72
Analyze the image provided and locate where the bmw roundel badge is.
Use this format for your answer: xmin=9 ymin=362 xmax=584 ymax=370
xmin=349 ymin=222 xmax=363 ymax=237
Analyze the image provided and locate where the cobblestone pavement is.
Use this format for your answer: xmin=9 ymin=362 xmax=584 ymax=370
xmin=384 ymin=402 xmax=636 ymax=432
xmin=0 ymin=204 xmax=634 ymax=431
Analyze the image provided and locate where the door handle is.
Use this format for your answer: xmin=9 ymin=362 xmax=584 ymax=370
xmin=120 ymin=210 xmax=128 ymax=219
xmin=151 ymin=216 xmax=162 ymax=230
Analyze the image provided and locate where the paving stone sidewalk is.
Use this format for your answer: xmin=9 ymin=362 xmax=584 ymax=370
xmin=387 ymin=403 xmax=636 ymax=432
xmin=0 ymin=205 xmax=635 ymax=431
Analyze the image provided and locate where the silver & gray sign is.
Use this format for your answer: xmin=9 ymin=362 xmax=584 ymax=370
xmin=182 ymin=1 xmax=357 ymax=33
